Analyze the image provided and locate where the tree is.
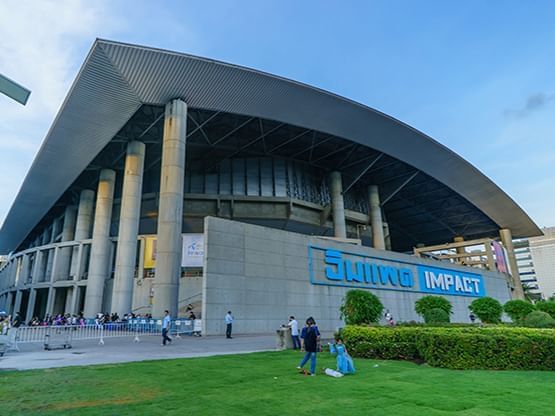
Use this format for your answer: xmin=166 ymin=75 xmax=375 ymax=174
xmin=340 ymin=290 xmax=384 ymax=325
xmin=469 ymin=297 xmax=503 ymax=324
xmin=503 ymin=299 xmax=535 ymax=323
xmin=535 ymin=301 xmax=555 ymax=319
xmin=415 ymin=295 xmax=452 ymax=318
xmin=423 ymin=308 xmax=450 ymax=324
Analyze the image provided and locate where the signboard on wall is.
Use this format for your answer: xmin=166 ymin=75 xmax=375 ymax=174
xmin=143 ymin=234 xmax=204 ymax=269
xmin=308 ymin=245 xmax=486 ymax=297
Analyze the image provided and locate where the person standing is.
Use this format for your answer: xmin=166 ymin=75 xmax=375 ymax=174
xmin=225 ymin=311 xmax=234 ymax=339
xmin=287 ymin=316 xmax=300 ymax=350
xmin=297 ymin=317 xmax=320 ymax=376
xmin=161 ymin=310 xmax=172 ymax=346
xmin=12 ymin=312 xmax=23 ymax=328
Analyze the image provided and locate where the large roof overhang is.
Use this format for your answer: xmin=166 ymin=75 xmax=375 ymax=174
xmin=0 ymin=39 xmax=541 ymax=253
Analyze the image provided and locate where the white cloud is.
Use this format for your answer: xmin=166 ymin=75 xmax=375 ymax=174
xmin=0 ymin=0 xmax=118 ymax=225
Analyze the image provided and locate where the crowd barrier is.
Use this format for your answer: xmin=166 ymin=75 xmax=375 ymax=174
xmin=8 ymin=319 xmax=202 ymax=351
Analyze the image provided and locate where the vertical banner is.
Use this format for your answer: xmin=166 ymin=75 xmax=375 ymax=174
xmin=182 ymin=234 xmax=204 ymax=267
xmin=143 ymin=237 xmax=157 ymax=269
xmin=492 ymin=241 xmax=509 ymax=274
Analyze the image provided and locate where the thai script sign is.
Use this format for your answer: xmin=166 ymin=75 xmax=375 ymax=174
xmin=308 ymin=245 xmax=485 ymax=297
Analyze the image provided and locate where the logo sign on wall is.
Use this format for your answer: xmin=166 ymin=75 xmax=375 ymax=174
xmin=308 ymin=245 xmax=485 ymax=297
xmin=143 ymin=234 xmax=205 ymax=269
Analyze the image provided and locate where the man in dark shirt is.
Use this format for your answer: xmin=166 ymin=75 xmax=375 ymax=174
xmin=297 ymin=317 xmax=320 ymax=376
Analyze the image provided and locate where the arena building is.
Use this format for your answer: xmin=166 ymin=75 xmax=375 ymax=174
xmin=0 ymin=40 xmax=542 ymax=334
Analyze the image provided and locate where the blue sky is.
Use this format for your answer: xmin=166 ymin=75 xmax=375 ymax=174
xmin=1 ymin=0 xmax=554 ymax=230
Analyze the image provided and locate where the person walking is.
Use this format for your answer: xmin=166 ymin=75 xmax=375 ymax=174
xmin=225 ymin=311 xmax=234 ymax=339
xmin=287 ymin=316 xmax=301 ymax=350
xmin=161 ymin=310 xmax=172 ymax=346
xmin=297 ymin=317 xmax=320 ymax=376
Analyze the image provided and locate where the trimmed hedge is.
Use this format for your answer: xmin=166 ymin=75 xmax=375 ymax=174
xmin=341 ymin=325 xmax=555 ymax=370
xmin=522 ymin=311 xmax=555 ymax=328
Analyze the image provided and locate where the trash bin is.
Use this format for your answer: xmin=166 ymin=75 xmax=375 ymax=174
xmin=275 ymin=326 xmax=294 ymax=350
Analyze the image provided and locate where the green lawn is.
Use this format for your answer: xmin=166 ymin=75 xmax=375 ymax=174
xmin=2 ymin=351 xmax=554 ymax=415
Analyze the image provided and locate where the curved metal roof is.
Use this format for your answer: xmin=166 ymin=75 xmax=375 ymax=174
xmin=0 ymin=39 xmax=541 ymax=253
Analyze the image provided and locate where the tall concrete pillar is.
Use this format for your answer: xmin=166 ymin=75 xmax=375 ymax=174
xmin=499 ymin=228 xmax=525 ymax=299
xmin=55 ymin=206 xmax=77 ymax=281
xmin=329 ymin=171 xmax=347 ymax=239
xmin=153 ymin=99 xmax=187 ymax=317
xmin=83 ymin=169 xmax=116 ymax=317
xmin=368 ymin=185 xmax=385 ymax=249
xmin=112 ymin=141 xmax=145 ymax=316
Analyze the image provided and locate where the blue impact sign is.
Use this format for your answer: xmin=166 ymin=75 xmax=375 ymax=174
xmin=308 ymin=245 xmax=485 ymax=297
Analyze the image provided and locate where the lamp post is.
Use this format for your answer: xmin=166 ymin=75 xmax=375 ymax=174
xmin=0 ymin=74 xmax=31 ymax=105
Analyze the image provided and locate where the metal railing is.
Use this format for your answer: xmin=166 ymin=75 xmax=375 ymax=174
xmin=10 ymin=319 xmax=202 ymax=351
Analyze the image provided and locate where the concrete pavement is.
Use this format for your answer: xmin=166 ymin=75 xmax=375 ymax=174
xmin=0 ymin=334 xmax=277 ymax=371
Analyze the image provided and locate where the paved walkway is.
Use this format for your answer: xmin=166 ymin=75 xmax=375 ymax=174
xmin=0 ymin=334 xmax=277 ymax=371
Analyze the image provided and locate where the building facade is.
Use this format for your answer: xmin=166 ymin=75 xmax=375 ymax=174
xmin=0 ymin=40 xmax=542 ymax=332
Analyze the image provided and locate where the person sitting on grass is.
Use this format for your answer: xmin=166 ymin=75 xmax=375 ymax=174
xmin=330 ymin=338 xmax=355 ymax=375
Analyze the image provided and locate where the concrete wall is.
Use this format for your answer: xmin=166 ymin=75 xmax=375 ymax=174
xmin=202 ymin=217 xmax=512 ymax=336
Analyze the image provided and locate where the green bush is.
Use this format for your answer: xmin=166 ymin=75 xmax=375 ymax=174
xmin=521 ymin=311 xmax=555 ymax=328
xmin=469 ymin=297 xmax=503 ymax=323
xmin=339 ymin=290 xmax=384 ymax=325
xmin=503 ymin=299 xmax=535 ymax=322
xmin=423 ymin=308 xmax=450 ymax=324
xmin=536 ymin=301 xmax=555 ymax=319
xmin=415 ymin=295 xmax=452 ymax=318
xmin=341 ymin=325 xmax=555 ymax=370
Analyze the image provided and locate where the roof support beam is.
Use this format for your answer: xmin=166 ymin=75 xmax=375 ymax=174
xmin=210 ymin=117 xmax=255 ymax=146
xmin=187 ymin=111 xmax=220 ymax=138
xmin=381 ymin=171 xmax=419 ymax=206
xmin=342 ymin=153 xmax=384 ymax=194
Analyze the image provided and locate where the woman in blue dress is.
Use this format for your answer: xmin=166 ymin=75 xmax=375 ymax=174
xmin=331 ymin=338 xmax=355 ymax=374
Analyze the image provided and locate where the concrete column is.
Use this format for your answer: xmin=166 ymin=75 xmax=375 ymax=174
xmin=499 ymin=228 xmax=525 ymax=299
xmin=83 ymin=169 xmax=116 ymax=317
xmin=44 ymin=218 xmax=61 ymax=281
xmin=329 ymin=171 xmax=346 ymax=239
xmin=383 ymin=222 xmax=392 ymax=250
xmin=67 ymin=286 xmax=80 ymax=315
xmin=70 ymin=189 xmax=95 ymax=279
xmin=153 ymin=99 xmax=187 ymax=317
xmin=45 ymin=287 xmax=55 ymax=316
xmin=19 ymin=255 xmax=30 ymax=286
xmin=112 ymin=141 xmax=145 ymax=316
xmin=26 ymin=289 xmax=37 ymax=320
xmin=453 ymin=236 xmax=466 ymax=264
xmin=31 ymin=250 xmax=42 ymax=284
xmin=55 ymin=206 xmax=77 ymax=281
xmin=368 ymin=185 xmax=385 ymax=249
xmin=6 ymin=292 xmax=14 ymax=315
xmin=13 ymin=290 xmax=22 ymax=314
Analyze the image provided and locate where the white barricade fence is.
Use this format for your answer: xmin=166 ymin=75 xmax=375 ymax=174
xmin=12 ymin=319 xmax=201 ymax=350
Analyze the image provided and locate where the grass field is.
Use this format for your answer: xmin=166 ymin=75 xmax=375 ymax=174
xmin=2 ymin=350 xmax=554 ymax=415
